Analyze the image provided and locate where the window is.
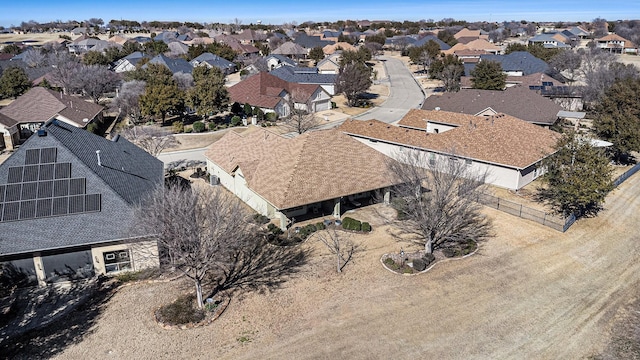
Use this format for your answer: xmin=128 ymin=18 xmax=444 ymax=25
xmin=429 ymin=153 xmax=436 ymax=166
xmin=465 ymin=159 xmax=472 ymax=166
xmin=103 ymin=250 xmax=132 ymax=273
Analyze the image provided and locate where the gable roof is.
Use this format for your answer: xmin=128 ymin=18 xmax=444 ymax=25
xmin=421 ymin=85 xmax=562 ymax=125
xmin=596 ymin=33 xmax=637 ymax=48
xmin=0 ymin=120 xmax=163 ymax=255
xmin=339 ymin=110 xmax=560 ymax=169
xmin=269 ymin=66 xmax=337 ymax=85
xmin=412 ymin=35 xmax=451 ymax=50
xmin=472 ymin=51 xmax=550 ymax=76
xmin=228 ymin=72 xmax=320 ymax=109
xmin=323 ymin=42 xmax=356 ymax=54
xmin=266 ymin=54 xmax=297 ymax=67
xmin=293 ymin=32 xmax=334 ymax=49
xmin=0 ymin=87 xmax=104 ymax=128
xmin=272 ymin=41 xmax=308 ymax=56
xmin=205 ymin=127 xmax=400 ymax=210
xmin=454 ymin=28 xmax=481 ymax=39
xmin=190 ymin=52 xmax=235 ymax=70
xmin=145 ymin=54 xmax=193 ymax=74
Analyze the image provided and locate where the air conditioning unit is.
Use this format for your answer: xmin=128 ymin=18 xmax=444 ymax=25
xmin=210 ymin=175 xmax=220 ymax=186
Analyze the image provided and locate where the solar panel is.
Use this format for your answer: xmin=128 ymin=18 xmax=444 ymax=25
xmin=3 ymin=202 xmax=20 ymax=221
xmin=23 ymin=165 xmax=39 ymax=182
xmin=21 ymin=182 xmax=38 ymax=200
xmin=54 ymin=163 xmax=71 ymax=179
xmin=69 ymin=178 xmax=85 ymax=196
xmin=69 ymin=195 xmax=84 ymax=214
xmin=0 ymin=185 xmax=4 ymax=203
xmin=19 ymin=200 xmax=36 ymax=219
xmin=37 ymin=181 xmax=53 ymax=198
xmin=5 ymin=184 xmax=21 ymax=202
xmin=25 ymin=149 xmax=40 ymax=165
xmin=36 ymin=198 xmax=52 ymax=218
xmin=39 ymin=164 xmax=55 ymax=180
xmin=53 ymin=179 xmax=69 ymax=197
xmin=7 ymin=167 xmax=23 ymax=183
xmin=52 ymin=197 xmax=68 ymax=216
xmin=40 ymin=148 xmax=57 ymax=164
xmin=0 ymin=203 xmax=3 ymax=221
xmin=85 ymin=194 xmax=101 ymax=212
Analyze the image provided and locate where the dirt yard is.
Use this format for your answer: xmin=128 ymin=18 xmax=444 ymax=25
xmin=50 ymin=171 xmax=640 ymax=359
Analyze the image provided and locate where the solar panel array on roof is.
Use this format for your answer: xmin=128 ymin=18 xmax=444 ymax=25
xmin=0 ymin=147 xmax=101 ymax=222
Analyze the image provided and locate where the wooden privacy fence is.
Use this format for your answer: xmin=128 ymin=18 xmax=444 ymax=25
xmin=478 ymin=193 xmax=575 ymax=232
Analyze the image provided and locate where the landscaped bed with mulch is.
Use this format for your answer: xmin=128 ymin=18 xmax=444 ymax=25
xmin=381 ymin=239 xmax=478 ymax=275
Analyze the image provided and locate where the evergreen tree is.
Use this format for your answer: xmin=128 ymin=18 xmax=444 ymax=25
xmin=471 ymin=60 xmax=506 ymax=90
xmin=308 ymin=46 xmax=325 ymax=63
xmin=593 ymin=78 xmax=640 ymax=161
xmin=139 ymin=63 xmax=183 ymax=125
xmin=0 ymin=67 xmax=31 ymax=99
xmin=540 ymin=131 xmax=614 ymax=217
xmin=187 ymin=66 xmax=229 ymax=119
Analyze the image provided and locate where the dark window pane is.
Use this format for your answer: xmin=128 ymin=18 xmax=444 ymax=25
xmin=41 ymin=250 xmax=94 ymax=283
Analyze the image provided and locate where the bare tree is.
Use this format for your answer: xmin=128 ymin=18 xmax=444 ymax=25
xmin=113 ymin=80 xmax=146 ymax=124
xmin=46 ymin=51 xmax=81 ymax=94
xmin=578 ymin=48 xmax=638 ymax=106
xmin=22 ymin=49 xmax=46 ymax=68
xmin=133 ymin=185 xmax=258 ymax=308
xmin=282 ymin=89 xmax=321 ymax=134
xmin=172 ymin=72 xmax=194 ymax=91
xmin=438 ymin=63 xmax=464 ymax=92
xmin=388 ymin=149 xmax=492 ymax=254
xmin=335 ymin=61 xmax=372 ymax=107
xmin=267 ymin=36 xmax=284 ymax=51
xmin=70 ymin=64 xmax=121 ymax=103
xmin=316 ymin=228 xmax=356 ymax=273
xmin=118 ymin=125 xmax=179 ymax=157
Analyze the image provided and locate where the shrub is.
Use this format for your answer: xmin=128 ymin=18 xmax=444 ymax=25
xmin=341 ymin=217 xmax=362 ymax=231
xmin=208 ymin=122 xmax=216 ymax=131
xmin=231 ymin=115 xmax=242 ymax=126
xmin=315 ymin=222 xmax=325 ymax=230
xmin=252 ymin=213 xmax=270 ymax=224
xmin=267 ymin=223 xmax=283 ymax=236
xmin=172 ymin=121 xmax=184 ymax=133
xmin=361 ymin=222 xmax=371 ymax=232
xmin=156 ymin=294 xmax=205 ymax=325
xmin=442 ymin=248 xmax=456 ymax=258
xmin=184 ymin=128 xmax=193 ymax=133
xmin=412 ymin=258 xmax=427 ymax=271
xmin=192 ymin=121 xmax=205 ymax=133
xmin=331 ymin=101 xmax=337 ymax=108
xmin=265 ymin=112 xmax=278 ymax=121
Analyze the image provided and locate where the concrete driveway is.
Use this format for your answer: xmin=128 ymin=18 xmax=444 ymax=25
xmin=354 ymin=55 xmax=425 ymax=123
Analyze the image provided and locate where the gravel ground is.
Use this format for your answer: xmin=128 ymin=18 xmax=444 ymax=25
xmin=53 ymin=172 xmax=640 ymax=359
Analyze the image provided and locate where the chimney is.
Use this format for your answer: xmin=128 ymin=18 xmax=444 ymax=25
xmin=96 ymin=150 xmax=102 ymax=166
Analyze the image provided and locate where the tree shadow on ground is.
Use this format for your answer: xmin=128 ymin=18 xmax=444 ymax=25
xmin=0 ymin=277 xmax=117 ymax=359
xmin=210 ymin=237 xmax=310 ymax=298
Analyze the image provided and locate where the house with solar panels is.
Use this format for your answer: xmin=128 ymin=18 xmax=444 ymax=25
xmin=0 ymin=119 xmax=163 ymax=287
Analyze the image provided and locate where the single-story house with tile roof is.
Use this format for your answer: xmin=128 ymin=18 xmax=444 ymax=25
xmin=421 ymin=85 xmax=563 ymax=126
xmin=205 ymin=127 xmax=401 ymax=229
xmin=338 ymin=109 xmax=560 ymax=190
xmin=0 ymin=87 xmax=104 ymax=150
xmin=228 ymin=72 xmax=331 ymax=117
xmin=0 ymin=119 xmax=163 ymax=287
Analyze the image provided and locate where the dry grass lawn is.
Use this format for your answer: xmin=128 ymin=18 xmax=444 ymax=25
xmin=54 ymin=172 xmax=640 ymax=359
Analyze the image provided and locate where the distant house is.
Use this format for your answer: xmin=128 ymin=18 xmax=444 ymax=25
xmin=228 ymin=72 xmax=331 ymax=117
xmin=595 ymin=34 xmax=638 ymax=54
xmin=190 ymin=53 xmax=237 ymax=75
xmin=292 ymin=32 xmax=334 ymax=49
xmin=464 ymin=51 xmax=550 ymax=77
xmin=144 ymin=54 xmax=193 ymax=75
xmin=528 ymin=33 xmax=571 ymax=49
xmin=338 ymin=109 xmax=560 ymax=190
xmin=166 ymin=41 xmax=189 ymax=56
xmin=67 ymin=38 xmax=116 ymax=54
xmin=214 ymin=35 xmax=260 ymax=57
xmin=205 ymin=127 xmax=400 ymax=229
xmin=0 ymin=87 xmax=104 ymax=149
xmin=272 ymin=41 xmax=308 ymax=59
xmin=269 ymin=66 xmax=337 ymax=95
xmin=323 ymin=42 xmax=356 ymax=55
xmin=0 ymin=119 xmax=163 ymax=286
xmin=112 ymin=51 xmax=150 ymax=73
xmin=233 ymin=29 xmax=267 ymax=45
xmin=421 ymin=85 xmax=563 ymax=126
xmin=265 ymin=54 xmax=297 ymax=71
xmin=317 ymin=53 xmax=341 ymax=74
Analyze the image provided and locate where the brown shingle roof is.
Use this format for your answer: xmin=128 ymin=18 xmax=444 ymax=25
xmin=421 ymin=85 xmax=563 ymax=125
xmin=339 ymin=110 xmax=560 ymax=169
xmin=205 ymin=127 xmax=401 ymax=210
xmin=228 ymin=72 xmax=319 ymax=109
xmin=0 ymin=87 xmax=103 ymax=128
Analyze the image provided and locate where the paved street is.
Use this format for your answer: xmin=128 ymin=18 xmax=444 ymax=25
xmin=158 ymin=148 xmax=208 ymax=169
xmin=354 ymin=55 xmax=425 ymax=123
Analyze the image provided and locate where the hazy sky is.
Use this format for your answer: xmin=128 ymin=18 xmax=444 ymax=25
xmin=1 ymin=0 xmax=638 ymax=27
